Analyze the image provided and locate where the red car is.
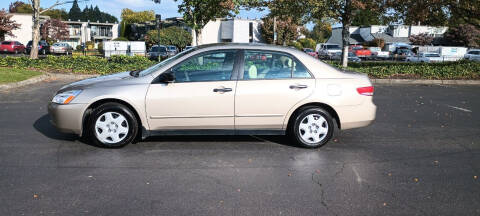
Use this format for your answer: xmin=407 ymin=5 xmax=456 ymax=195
xmin=349 ymin=45 xmax=372 ymax=58
xmin=303 ymin=48 xmax=318 ymax=58
xmin=0 ymin=41 xmax=25 ymax=54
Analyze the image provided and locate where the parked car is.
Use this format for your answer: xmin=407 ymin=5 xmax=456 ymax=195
xmin=167 ymin=45 xmax=178 ymax=56
xmin=0 ymin=41 xmax=25 ymax=54
xmin=464 ymin=49 xmax=480 ymax=61
xmin=184 ymin=46 xmax=194 ymax=50
xmin=350 ymin=45 xmax=372 ymax=58
xmin=406 ymin=52 xmax=443 ymax=63
xmin=368 ymin=47 xmax=390 ymax=59
xmin=332 ymin=52 xmax=361 ymax=62
xmin=303 ymin=48 xmax=318 ymax=58
xmin=50 ymin=43 xmax=73 ymax=55
xmin=26 ymin=40 xmax=50 ymax=55
xmin=48 ymin=43 xmax=376 ymax=148
xmin=316 ymin=43 xmax=342 ymax=58
xmin=147 ymin=45 xmax=168 ymax=61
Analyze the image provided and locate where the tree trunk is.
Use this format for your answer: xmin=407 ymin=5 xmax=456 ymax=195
xmin=30 ymin=0 xmax=40 ymax=59
xmin=341 ymin=0 xmax=352 ymax=68
xmin=195 ymin=29 xmax=202 ymax=46
xmin=341 ymin=23 xmax=350 ymax=68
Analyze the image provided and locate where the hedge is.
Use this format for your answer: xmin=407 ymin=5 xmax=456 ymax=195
xmin=1 ymin=55 xmax=479 ymax=79
xmin=0 ymin=55 xmax=156 ymax=74
xmin=329 ymin=61 xmax=480 ymax=80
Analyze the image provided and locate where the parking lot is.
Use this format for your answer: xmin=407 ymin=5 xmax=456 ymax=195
xmin=0 ymin=79 xmax=479 ymax=215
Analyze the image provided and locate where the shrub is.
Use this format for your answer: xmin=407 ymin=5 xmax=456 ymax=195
xmin=75 ymin=45 xmax=83 ymax=51
xmin=113 ymin=37 xmax=129 ymax=41
xmin=298 ymin=38 xmax=317 ymax=49
xmin=0 ymin=55 xmax=156 ymax=74
xmin=328 ymin=60 xmax=480 ymax=80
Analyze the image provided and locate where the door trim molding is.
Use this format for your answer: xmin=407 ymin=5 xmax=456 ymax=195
xmin=150 ymin=115 xmax=233 ymax=119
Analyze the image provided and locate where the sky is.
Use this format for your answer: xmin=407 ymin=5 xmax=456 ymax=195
xmin=1 ymin=0 xmax=269 ymax=21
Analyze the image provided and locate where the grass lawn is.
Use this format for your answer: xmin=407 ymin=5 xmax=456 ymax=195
xmin=0 ymin=67 xmax=43 ymax=84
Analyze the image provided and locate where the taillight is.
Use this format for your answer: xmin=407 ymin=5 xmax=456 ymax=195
xmin=357 ymin=86 xmax=374 ymax=96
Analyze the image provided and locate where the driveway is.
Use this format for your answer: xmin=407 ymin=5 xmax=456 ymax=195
xmin=0 ymin=79 xmax=479 ymax=215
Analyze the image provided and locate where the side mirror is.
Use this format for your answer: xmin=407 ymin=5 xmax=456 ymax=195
xmin=158 ymin=72 xmax=175 ymax=83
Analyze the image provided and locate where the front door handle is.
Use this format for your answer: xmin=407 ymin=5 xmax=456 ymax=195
xmin=290 ymin=84 xmax=308 ymax=89
xmin=213 ymin=87 xmax=232 ymax=93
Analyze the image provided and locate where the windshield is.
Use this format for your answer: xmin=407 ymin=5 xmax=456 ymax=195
xmin=304 ymin=48 xmax=314 ymax=52
xmin=326 ymin=45 xmax=340 ymax=49
xmin=348 ymin=52 xmax=356 ymax=57
xmin=139 ymin=47 xmax=197 ymax=77
xmin=151 ymin=46 xmax=167 ymax=52
xmin=168 ymin=46 xmax=176 ymax=50
xmin=425 ymin=53 xmax=440 ymax=57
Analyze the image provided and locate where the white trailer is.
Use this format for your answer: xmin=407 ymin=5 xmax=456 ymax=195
xmin=103 ymin=41 xmax=146 ymax=58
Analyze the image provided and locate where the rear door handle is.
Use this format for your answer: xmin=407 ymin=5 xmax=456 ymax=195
xmin=213 ymin=87 xmax=232 ymax=93
xmin=290 ymin=84 xmax=308 ymax=89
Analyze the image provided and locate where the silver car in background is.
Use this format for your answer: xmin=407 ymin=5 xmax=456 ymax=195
xmin=50 ymin=43 xmax=73 ymax=55
xmin=48 ymin=43 xmax=376 ymax=148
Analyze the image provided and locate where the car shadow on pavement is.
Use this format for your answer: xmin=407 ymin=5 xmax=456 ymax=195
xmin=143 ymin=135 xmax=297 ymax=148
xmin=33 ymin=114 xmax=80 ymax=142
xmin=33 ymin=114 xmax=297 ymax=148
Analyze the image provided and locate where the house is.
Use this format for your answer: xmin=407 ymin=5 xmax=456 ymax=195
xmin=195 ymin=18 xmax=263 ymax=45
xmin=62 ymin=20 xmax=119 ymax=48
xmin=4 ymin=13 xmax=119 ymax=49
xmin=4 ymin=13 xmax=50 ymax=45
xmin=327 ymin=25 xmax=448 ymax=51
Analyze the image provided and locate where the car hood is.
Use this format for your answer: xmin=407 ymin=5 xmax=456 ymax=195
xmin=59 ymin=71 xmax=134 ymax=91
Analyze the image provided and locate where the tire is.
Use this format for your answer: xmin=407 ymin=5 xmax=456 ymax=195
xmin=87 ymin=102 xmax=139 ymax=148
xmin=289 ymin=107 xmax=335 ymax=148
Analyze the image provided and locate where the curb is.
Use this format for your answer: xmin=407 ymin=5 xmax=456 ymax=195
xmin=372 ymin=79 xmax=480 ymax=85
xmin=0 ymin=73 xmax=98 ymax=91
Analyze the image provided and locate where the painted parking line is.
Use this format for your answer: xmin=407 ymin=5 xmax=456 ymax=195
xmin=447 ymin=105 xmax=472 ymax=113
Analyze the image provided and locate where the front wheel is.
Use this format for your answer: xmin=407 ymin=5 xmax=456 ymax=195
xmin=87 ymin=102 xmax=138 ymax=148
xmin=290 ymin=107 xmax=335 ymax=148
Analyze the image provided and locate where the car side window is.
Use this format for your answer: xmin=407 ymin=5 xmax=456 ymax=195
xmin=171 ymin=50 xmax=236 ymax=83
xmin=243 ymin=51 xmax=311 ymax=80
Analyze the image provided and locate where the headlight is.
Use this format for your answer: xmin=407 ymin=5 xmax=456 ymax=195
xmin=52 ymin=90 xmax=82 ymax=104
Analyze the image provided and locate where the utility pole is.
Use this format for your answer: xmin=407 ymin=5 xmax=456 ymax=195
xmin=156 ymin=14 xmax=162 ymax=62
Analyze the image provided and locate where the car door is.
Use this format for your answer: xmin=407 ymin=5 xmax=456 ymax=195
xmin=234 ymin=50 xmax=315 ymax=131
xmin=145 ymin=50 xmax=240 ymax=131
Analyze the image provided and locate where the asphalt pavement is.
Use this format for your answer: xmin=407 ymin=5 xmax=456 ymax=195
xmin=0 ymin=79 xmax=478 ymax=216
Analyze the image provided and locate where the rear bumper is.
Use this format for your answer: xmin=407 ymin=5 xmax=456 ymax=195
xmin=336 ymin=100 xmax=377 ymax=130
xmin=48 ymin=102 xmax=87 ymax=135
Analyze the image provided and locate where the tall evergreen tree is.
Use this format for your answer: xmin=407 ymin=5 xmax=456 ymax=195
xmin=93 ymin=6 xmax=102 ymax=22
xmin=68 ymin=0 xmax=82 ymax=21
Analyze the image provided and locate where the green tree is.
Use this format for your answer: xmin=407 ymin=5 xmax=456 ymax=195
xmin=385 ymin=0 xmax=449 ymax=26
xmin=444 ymin=24 xmax=480 ymax=48
xmin=297 ymin=38 xmax=316 ymax=49
xmin=260 ymin=16 xmax=300 ymax=45
xmin=308 ymin=20 xmax=332 ymax=43
xmin=145 ymin=26 xmax=192 ymax=49
xmin=68 ymin=0 xmax=82 ymax=21
xmin=120 ymin=9 xmax=155 ymax=24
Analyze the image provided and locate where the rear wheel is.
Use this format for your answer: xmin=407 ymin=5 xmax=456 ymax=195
xmin=290 ymin=107 xmax=334 ymax=148
xmin=87 ymin=102 xmax=138 ymax=148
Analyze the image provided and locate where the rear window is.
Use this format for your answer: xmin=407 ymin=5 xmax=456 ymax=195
xmin=326 ymin=45 xmax=340 ymax=49
xmin=151 ymin=46 xmax=167 ymax=52
xmin=1 ymin=41 xmax=11 ymax=45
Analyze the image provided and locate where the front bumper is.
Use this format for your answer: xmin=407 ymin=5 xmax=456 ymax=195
xmin=48 ymin=102 xmax=88 ymax=135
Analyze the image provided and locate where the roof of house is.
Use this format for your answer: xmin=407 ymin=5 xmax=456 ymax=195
xmin=371 ymin=33 xmax=410 ymax=44
xmin=327 ymin=28 xmax=364 ymax=45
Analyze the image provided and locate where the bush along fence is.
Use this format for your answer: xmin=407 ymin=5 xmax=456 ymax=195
xmin=0 ymin=55 xmax=157 ymax=75
xmin=0 ymin=55 xmax=479 ymax=79
xmin=329 ymin=61 xmax=480 ymax=80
